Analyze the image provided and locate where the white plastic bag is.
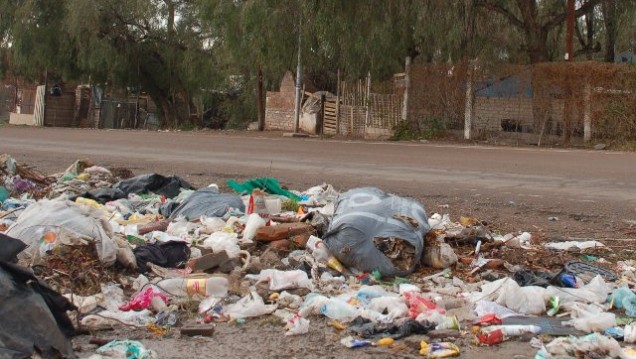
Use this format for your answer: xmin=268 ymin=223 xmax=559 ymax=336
xmin=476 ymin=278 xmax=548 ymax=315
xmin=242 ymin=213 xmax=266 ymax=243
xmin=546 ymin=275 xmax=608 ymax=304
xmin=202 ymin=231 xmax=241 ymax=258
xmin=278 ymin=291 xmax=304 ymax=310
xmin=247 ymin=269 xmax=312 ymax=291
xmin=562 ymin=302 xmax=616 ymax=332
xmin=368 ymin=296 xmax=409 ymax=321
xmin=285 ymin=314 xmax=310 ymax=336
xmin=6 ymin=199 xmax=117 ymax=265
xmin=200 ymin=216 xmax=227 ymax=233
xmin=223 ymin=291 xmax=277 ymax=319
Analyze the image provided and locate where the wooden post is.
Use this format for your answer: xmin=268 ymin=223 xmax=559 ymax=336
xmin=583 ymin=83 xmax=592 ymax=143
xmin=350 ymin=106 xmax=354 ymax=136
xmin=365 ymin=72 xmax=371 ymax=130
xmin=257 ymin=68 xmax=265 ymax=131
xmin=336 ymin=69 xmax=341 ymax=135
xmin=464 ymin=61 xmax=474 ymax=140
xmin=402 ymin=56 xmax=411 ymax=123
xmin=316 ymin=94 xmax=325 ymax=138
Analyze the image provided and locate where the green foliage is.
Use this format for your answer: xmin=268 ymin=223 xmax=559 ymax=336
xmin=390 ymin=118 xmax=447 ymax=141
xmin=281 ymin=198 xmax=300 ymax=212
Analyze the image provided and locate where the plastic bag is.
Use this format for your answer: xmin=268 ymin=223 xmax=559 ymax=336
xmin=168 ymin=187 xmax=244 ymax=220
xmin=223 ymin=291 xmax=277 ymax=319
xmin=119 ymin=287 xmax=169 ymax=312
xmin=81 ymin=309 xmax=154 ymax=330
xmin=323 ymin=187 xmax=430 ymax=277
xmin=94 ymin=339 xmax=157 ymax=359
xmin=6 ymin=199 xmax=117 ymax=265
xmin=477 ymin=278 xmax=547 ymax=315
xmin=202 ymin=232 xmax=241 ymax=258
xmin=247 ymin=269 xmax=312 ymax=291
xmin=320 ymin=299 xmax=359 ymax=322
xmin=405 ymin=292 xmax=446 ymax=319
xmin=473 ymin=300 xmax=521 ymax=319
xmin=277 ymin=291 xmax=304 ymax=310
xmin=545 ymin=275 xmax=608 ymax=304
xmin=368 ymin=296 xmax=409 ymax=321
xmin=242 ymin=213 xmax=266 ymax=243
xmin=612 ymin=287 xmax=636 ymax=317
xmin=562 ymin=302 xmax=616 ymax=332
xmin=285 ymin=314 xmax=310 ymax=336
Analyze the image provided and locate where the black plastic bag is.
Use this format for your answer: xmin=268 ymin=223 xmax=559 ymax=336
xmin=0 ymin=261 xmax=76 ymax=359
xmin=167 ymin=187 xmax=245 ymax=220
xmin=323 ymin=188 xmax=429 ymax=277
xmin=134 ymin=241 xmax=191 ymax=273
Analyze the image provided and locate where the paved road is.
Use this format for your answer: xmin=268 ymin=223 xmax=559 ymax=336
xmin=1 ymin=126 xmax=634 ymax=203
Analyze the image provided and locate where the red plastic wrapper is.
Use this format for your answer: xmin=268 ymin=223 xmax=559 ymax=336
xmin=478 ymin=329 xmax=504 ymax=345
xmin=473 ymin=313 xmax=503 ymax=326
xmin=119 ymin=287 xmax=169 ymax=311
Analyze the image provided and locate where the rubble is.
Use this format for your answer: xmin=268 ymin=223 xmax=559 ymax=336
xmin=1 ymin=154 xmax=635 ymax=358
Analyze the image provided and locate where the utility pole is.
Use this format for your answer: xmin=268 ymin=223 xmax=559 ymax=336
xmin=293 ymin=15 xmax=302 ymax=133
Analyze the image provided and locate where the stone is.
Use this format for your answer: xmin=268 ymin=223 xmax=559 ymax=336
xmin=255 ymin=223 xmax=314 ymax=242
xmin=186 ymin=251 xmax=231 ymax=273
xmin=180 ymin=324 xmax=215 ymax=337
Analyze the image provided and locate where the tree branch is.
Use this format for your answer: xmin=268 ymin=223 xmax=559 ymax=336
xmin=478 ymin=0 xmax=525 ymax=29
xmin=543 ymin=0 xmax=602 ymax=31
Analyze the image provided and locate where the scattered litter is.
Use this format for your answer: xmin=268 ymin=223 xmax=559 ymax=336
xmin=0 ymin=155 xmax=629 ymax=358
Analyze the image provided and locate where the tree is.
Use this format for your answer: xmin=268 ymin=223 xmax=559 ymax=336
xmin=479 ymin=0 xmax=603 ymax=63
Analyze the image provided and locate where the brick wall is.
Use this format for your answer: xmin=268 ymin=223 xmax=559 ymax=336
xmin=265 ymin=71 xmax=295 ymax=131
xmin=474 ymin=96 xmax=565 ymax=133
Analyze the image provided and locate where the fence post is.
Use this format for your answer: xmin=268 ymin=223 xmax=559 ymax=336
xmin=365 ymin=72 xmax=371 ymax=133
xmin=319 ymin=94 xmax=325 ymax=135
xmin=464 ymin=61 xmax=474 ymax=140
xmin=336 ymin=69 xmax=341 ymax=135
xmin=583 ymin=83 xmax=592 ymax=143
xmin=402 ymin=56 xmax=411 ymax=123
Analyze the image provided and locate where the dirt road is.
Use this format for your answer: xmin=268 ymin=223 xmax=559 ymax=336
xmin=2 ymin=126 xmax=635 ymax=238
xmin=3 ymin=126 xmax=636 ymax=358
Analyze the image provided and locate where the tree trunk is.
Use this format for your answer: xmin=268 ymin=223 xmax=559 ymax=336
xmin=528 ymin=29 xmax=551 ymax=63
xmin=602 ymin=0 xmax=617 ymax=62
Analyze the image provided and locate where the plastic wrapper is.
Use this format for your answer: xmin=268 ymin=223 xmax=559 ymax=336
xmin=6 ymin=199 xmax=118 ymax=265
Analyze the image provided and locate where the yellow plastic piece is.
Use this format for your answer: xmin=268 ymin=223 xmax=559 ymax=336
xmin=376 ymin=338 xmax=394 ymax=347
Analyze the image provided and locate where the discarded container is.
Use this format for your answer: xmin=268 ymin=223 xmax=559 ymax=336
xmin=478 ymin=329 xmax=504 ymax=345
xmin=158 ymin=276 xmax=229 ymax=298
xmin=306 ymin=235 xmax=346 ymax=273
xmin=482 ymin=324 xmax=541 ymax=336
xmin=419 ymin=341 xmax=460 ymax=358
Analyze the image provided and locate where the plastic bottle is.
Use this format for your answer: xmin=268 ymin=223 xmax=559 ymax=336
xmin=320 ymin=301 xmax=358 ymax=322
xmin=483 ymin=325 xmax=542 ymax=336
xmin=306 ymin=235 xmax=345 ymax=273
xmin=158 ymin=276 xmax=229 ymax=298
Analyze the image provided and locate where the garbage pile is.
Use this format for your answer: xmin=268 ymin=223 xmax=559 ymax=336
xmin=1 ymin=153 xmax=636 ymax=358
